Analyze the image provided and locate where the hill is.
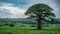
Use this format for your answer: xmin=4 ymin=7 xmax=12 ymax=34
xmin=0 ymin=18 xmax=60 ymax=24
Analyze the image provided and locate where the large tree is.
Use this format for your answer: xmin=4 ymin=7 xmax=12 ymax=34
xmin=25 ymin=4 xmax=55 ymax=29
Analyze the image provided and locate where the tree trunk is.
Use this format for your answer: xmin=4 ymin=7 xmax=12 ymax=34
xmin=37 ymin=17 xmax=42 ymax=29
xmin=37 ymin=10 xmax=42 ymax=29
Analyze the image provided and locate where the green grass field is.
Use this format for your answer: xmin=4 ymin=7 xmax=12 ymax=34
xmin=0 ymin=22 xmax=60 ymax=34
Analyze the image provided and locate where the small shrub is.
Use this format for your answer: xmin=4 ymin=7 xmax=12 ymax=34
xmin=0 ymin=25 xmax=4 ymax=26
xmin=4 ymin=23 xmax=8 ymax=25
xmin=10 ymin=23 xmax=14 ymax=27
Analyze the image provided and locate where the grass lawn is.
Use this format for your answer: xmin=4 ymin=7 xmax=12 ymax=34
xmin=0 ymin=23 xmax=60 ymax=34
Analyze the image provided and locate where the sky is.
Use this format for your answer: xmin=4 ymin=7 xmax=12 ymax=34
xmin=0 ymin=0 xmax=60 ymax=18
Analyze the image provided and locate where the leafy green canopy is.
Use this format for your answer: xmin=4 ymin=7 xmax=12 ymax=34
xmin=25 ymin=4 xmax=55 ymax=22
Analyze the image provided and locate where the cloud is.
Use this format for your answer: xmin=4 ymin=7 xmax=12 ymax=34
xmin=0 ymin=0 xmax=28 ymax=8
xmin=0 ymin=0 xmax=60 ymax=18
xmin=48 ymin=3 xmax=59 ymax=18
xmin=54 ymin=0 xmax=60 ymax=18
xmin=0 ymin=2 xmax=27 ymax=18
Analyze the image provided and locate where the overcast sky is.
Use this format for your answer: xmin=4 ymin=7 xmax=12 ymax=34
xmin=0 ymin=0 xmax=60 ymax=18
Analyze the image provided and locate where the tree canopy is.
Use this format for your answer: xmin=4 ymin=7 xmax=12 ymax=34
xmin=25 ymin=3 xmax=55 ymax=29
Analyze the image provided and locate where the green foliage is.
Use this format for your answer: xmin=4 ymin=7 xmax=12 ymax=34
xmin=25 ymin=3 xmax=55 ymax=22
xmin=10 ymin=23 xmax=14 ymax=27
xmin=25 ymin=4 xmax=53 ymax=15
